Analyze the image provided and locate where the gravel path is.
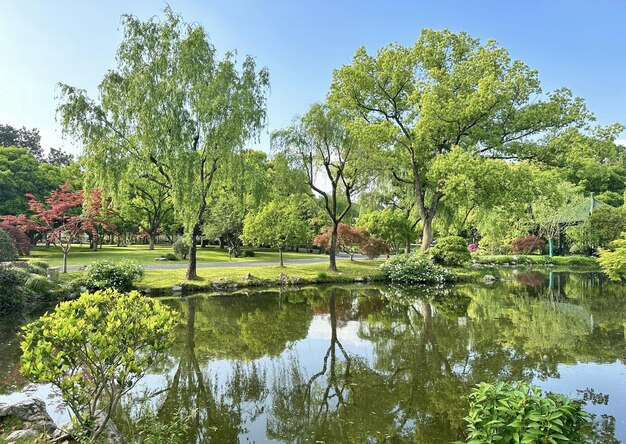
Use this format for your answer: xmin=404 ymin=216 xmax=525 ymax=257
xmin=65 ymin=253 xmax=367 ymax=271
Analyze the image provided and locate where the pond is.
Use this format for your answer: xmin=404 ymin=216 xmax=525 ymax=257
xmin=1 ymin=271 xmax=625 ymax=443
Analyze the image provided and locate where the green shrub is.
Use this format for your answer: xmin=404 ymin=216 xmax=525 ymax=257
xmin=316 ymin=271 xmax=329 ymax=281
xmin=25 ymin=263 xmax=49 ymax=276
xmin=429 ymin=236 xmax=471 ymax=266
xmin=0 ymin=228 xmax=17 ymax=261
xmin=380 ymin=254 xmax=451 ymax=284
xmin=127 ymin=404 xmax=192 ymax=444
xmin=20 ymin=289 xmax=177 ymax=441
xmin=561 ymin=255 xmax=597 ymax=266
xmin=161 ymin=252 xmax=179 ymax=261
xmin=24 ymin=274 xmax=56 ymax=294
xmin=598 ymin=234 xmax=626 ymax=280
xmin=478 ymin=234 xmax=511 ymax=255
xmin=28 ymin=260 xmax=50 ymax=271
xmin=241 ymin=249 xmax=255 ymax=257
xmin=84 ymin=260 xmax=145 ymax=291
xmin=459 ymin=381 xmax=589 ymax=443
xmin=172 ymin=239 xmax=190 ymax=260
xmin=0 ymin=267 xmax=28 ymax=312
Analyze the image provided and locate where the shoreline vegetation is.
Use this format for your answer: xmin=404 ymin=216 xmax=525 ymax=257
xmin=2 ymin=245 xmax=601 ymax=315
xmin=40 ymin=251 xmax=600 ymax=296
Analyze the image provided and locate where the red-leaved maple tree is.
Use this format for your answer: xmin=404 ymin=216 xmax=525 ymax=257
xmin=314 ymin=223 xmax=388 ymax=260
xmin=2 ymin=183 xmax=115 ymax=272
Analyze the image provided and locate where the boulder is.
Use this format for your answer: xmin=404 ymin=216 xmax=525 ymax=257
xmin=483 ymin=274 xmax=497 ymax=284
xmin=290 ymin=276 xmax=302 ymax=285
xmin=58 ymin=410 xmax=126 ymax=443
xmin=0 ymin=261 xmax=29 ymax=269
xmin=0 ymin=398 xmax=55 ymax=432
xmin=5 ymin=428 xmax=39 ymax=442
xmin=354 ymin=276 xmax=366 ymax=283
xmin=0 ymin=398 xmax=56 ymax=441
xmin=278 ymin=273 xmax=288 ymax=284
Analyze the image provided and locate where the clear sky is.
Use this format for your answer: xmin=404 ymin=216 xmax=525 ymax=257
xmin=1 ymin=0 xmax=625 ymax=155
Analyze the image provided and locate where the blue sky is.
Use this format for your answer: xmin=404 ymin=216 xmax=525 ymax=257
xmin=1 ymin=0 xmax=625 ymax=155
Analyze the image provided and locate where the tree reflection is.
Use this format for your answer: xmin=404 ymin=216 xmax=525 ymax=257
xmin=3 ymin=275 xmax=624 ymax=442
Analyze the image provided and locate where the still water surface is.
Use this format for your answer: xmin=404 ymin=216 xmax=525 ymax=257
xmin=1 ymin=271 xmax=625 ymax=443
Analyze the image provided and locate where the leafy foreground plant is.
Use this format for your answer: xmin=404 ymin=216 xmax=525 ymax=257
xmin=459 ymin=381 xmax=589 ymax=444
xmin=598 ymin=233 xmax=626 ymax=280
xmin=20 ymin=289 xmax=177 ymax=443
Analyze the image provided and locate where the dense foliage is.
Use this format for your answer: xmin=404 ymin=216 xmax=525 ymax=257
xmin=314 ymin=223 xmax=389 ymax=260
xmin=172 ymin=238 xmax=190 ymax=260
xmin=0 ymin=222 xmax=30 ymax=256
xmin=460 ymin=381 xmax=589 ymax=443
xmin=568 ymin=205 xmax=626 ymax=252
xmin=380 ymin=253 xmax=451 ymax=284
xmin=361 ymin=237 xmax=390 ymax=259
xmin=598 ymin=233 xmax=626 ymax=280
xmin=429 ymin=236 xmax=471 ymax=266
xmin=0 ymin=267 xmax=28 ymax=312
xmin=241 ymin=199 xmax=311 ymax=266
xmin=20 ymin=289 xmax=177 ymax=442
xmin=0 ymin=227 xmax=17 ymax=261
xmin=0 ymin=147 xmax=65 ymax=215
xmin=83 ymin=260 xmax=144 ymax=291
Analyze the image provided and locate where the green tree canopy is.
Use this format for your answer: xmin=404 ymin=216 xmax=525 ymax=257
xmin=0 ymin=147 xmax=64 ymax=215
xmin=241 ymin=199 xmax=312 ymax=266
xmin=57 ymin=8 xmax=269 ymax=279
xmin=330 ymin=29 xmax=591 ymax=251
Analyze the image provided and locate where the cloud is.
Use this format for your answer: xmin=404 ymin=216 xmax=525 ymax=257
xmin=616 ymin=139 xmax=626 ymax=147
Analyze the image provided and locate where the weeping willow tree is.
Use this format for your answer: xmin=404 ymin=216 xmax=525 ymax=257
xmin=58 ymin=8 xmax=269 ymax=279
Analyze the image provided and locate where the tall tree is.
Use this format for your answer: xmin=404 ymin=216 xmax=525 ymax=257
xmin=330 ymin=29 xmax=590 ymax=250
xmin=112 ymin=179 xmax=173 ymax=250
xmin=0 ymin=147 xmax=64 ymax=215
xmin=273 ymin=103 xmax=372 ymax=272
xmin=0 ymin=124 xmax=44 ymax=160
xmin=57 ymin=8 xmax=269 ymax=279
xmin=46 ymin=147 xmax=74 ymax=167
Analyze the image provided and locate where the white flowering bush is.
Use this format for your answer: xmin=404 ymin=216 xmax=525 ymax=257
xmin=380 ymin=253 xmax=452 ymax=284
xmin=84 ymin=260 xmax=145 ymax=291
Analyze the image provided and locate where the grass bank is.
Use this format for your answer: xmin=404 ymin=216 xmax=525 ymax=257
xmin=25 ymin=244 xmax=317 ymax=267
xmin=135 ymin=259 xmax=387 ymax=294
xmin=132 ymin=260 xmax=501 ymax=294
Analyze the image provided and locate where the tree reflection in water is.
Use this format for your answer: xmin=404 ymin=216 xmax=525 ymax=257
xmin=5 ymin=273 xmax=623 ymax=443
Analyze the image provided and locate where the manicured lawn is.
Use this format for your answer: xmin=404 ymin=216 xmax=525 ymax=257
xmin=136 ymin=259 xmax=385 ymax=292
xmin=24 ymin=244 xmax=319 ymax=267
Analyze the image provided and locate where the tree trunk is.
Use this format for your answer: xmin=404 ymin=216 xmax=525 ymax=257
xmin=329 ymin=223 xmax=338 ymax=272
xmin=186 ymin=225 xmax=199 ymax=280
xmin=218 ymin=237 xmax=225 ymax=249
xmin=421 ymin=217 xmax=433 ymax=252
xmin=63 ymin=251 xmax=68 ymax=274
xmin=279 ymin=248 xmax=284 ymax=267
xmin=149 ymin=235 xmax=156 ymax=250
xmin=405 ymin=237 xmax=412 ymax=254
